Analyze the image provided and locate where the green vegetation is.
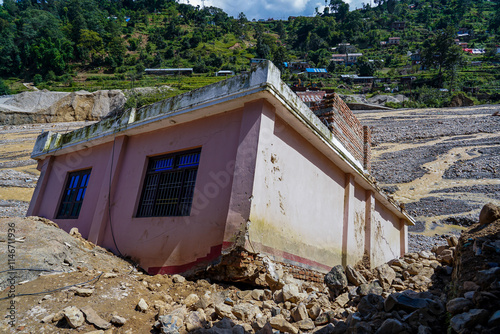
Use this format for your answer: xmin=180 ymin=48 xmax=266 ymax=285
xmin=0 ymin=0 xmax=499 ymax=107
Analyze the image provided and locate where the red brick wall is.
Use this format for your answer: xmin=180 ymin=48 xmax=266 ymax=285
xmin=311 ymin=93 xmax=371 ymax=172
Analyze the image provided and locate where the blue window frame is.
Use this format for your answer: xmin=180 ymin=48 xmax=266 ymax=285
xmin=137 ymin=149 xmax=201 ymax=217
xmin=57 ymin=169 xmax=91 ymax=219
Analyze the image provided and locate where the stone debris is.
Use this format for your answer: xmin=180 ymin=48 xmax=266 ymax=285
xmin=81 ymin=306 xmax=111 ymax=330
xmin=62 ymin=306 xmax=85 ymax=328
xmin=6 ymin=205 xmax=500 ymax=333
xmin=137 ymin=298 xmax=149 ymax=312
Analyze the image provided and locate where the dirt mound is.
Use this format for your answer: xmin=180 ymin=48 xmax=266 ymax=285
xmin=0 ymin=216 xmax=134 ymax=290
xmin=0 ymin=90 xmax=126 ymax=125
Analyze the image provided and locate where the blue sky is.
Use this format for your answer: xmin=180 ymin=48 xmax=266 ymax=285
xmin=179 ymin=0 xmax=368 ymax=20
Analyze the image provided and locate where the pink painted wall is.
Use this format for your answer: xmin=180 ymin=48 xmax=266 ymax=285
xmin=30 ymin=109 xmax=244 ymax=273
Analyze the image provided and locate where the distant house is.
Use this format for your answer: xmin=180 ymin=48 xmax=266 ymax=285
xmin=410 ymin=52 xmax=421 ymax=65
xmin=28 ymin=61 xmax=413 ymax=279
xmin=380 ymin=41 xmax=387 ymax=47
xmin=305 ymin=68 xmax=328 ymax=78
xmin=145 ymin=68 xmax=193 ymax=76
xmin=392 ymin=21 xmax=406 ymax=30
xmin=215 ymin=70 xmax=235 ymax=77
xmin=496 ymin=46 xmax=500 ymax=54
xmin=289 ymin=62 xmax=311 ymax=72
xmin=337 ymin=43 xmax=356 ymax=53
xmin=388 ymin=37 xmax=401 ymax=45
xmin=331 ymin=53 xmax=363 ymax=65
xmin=340 ymin=74 xmax=375 ymax=85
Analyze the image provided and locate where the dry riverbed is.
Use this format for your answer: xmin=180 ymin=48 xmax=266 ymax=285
xmin=355 ymin=104 xmax=500 ymax=245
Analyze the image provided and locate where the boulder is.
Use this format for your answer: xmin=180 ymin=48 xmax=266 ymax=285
xmin=375 ymin=318 xmax=406 ymax=334
xmin=62 ymin=306 xmax=85 ymax=328
xmin=324 ymin=265 xmax=348 ymax=292
xmin=295 ymin=318 xmax=315 ymax=331
xmin=450 ymin=309 xmax=489 ymax=334
xmin=185 ymin=311 xmax=206 ymax=331
xmin=269 ymin=315 xmax=299 ymax=334
xmin=479 ymin=203 xmax=500 ymax=225
xmin=137 ymin=298 xmax=149 ymax=312
xmin=158 ymin=314 xmax=184 ymax=334
xmin=358 ymin=294 xmax=384 ymax=317
xmin=110 ymin=315 xmax=127 ymax=326
xmin=81 ymin=306 xmax=111 ymax=329
xmin=446 ymin=298 xmax=473 ymax=315
xmin=374 ymin=264 xmax=396 ymax=289
xmin=345 ymin=265 xmax=367 ymax=286
xmin=231 ymin=303 xmax=258 ymax=321
xmin=291 ymin=303 xmax=308 ymax=322
xmin=282 ymin=284 xmax=301 ymax=303
xmin=358 ymin=281 xmax=383 ymax=296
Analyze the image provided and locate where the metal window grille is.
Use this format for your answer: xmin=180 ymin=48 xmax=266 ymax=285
xmin=137 ymin=149 xmax=201 ymax=217
xmin=57 ymin=169 xmax=92 ymax=219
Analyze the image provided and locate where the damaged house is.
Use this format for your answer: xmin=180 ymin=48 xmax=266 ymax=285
xmin=28 ymin=61 xmax=414 ymax=283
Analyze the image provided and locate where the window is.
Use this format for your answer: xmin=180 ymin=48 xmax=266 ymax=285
xmin=57 ymin=169 xmax=91 ymax=219
xmin=137 ymin=149 xmax=201 ymax=217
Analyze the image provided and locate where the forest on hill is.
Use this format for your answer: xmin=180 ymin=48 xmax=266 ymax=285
xmin=1 ymin=0 xmax=499 ymax=107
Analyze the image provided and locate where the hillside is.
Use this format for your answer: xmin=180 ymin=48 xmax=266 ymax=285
xmin=1 ymin=0 xmax=500 ymax=107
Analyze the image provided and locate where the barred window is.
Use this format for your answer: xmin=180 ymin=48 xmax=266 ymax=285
xmin=57 ymin=169 xmax=92 ymax=219
xmin=137 ymin=149 xmax=201 ymax=217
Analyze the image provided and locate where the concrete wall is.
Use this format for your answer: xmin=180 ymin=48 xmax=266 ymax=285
xmin=371 ymin=200 xmax=403 ymax=266
xmin=29 ymin=109 xmax=244 ymax=274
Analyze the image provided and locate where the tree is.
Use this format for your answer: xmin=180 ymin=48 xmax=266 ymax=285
xmin=77 ymin=29 xmax=104 ymax=64
xmin=0 ymin=78 xmax=10 ymax=95
xmin=421 ymin=26 xmax=464 ymax=86
xmin=357 ymin=56 xmax=376 ymax=76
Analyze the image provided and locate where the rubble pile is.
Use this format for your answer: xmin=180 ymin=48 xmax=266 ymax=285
xmin=1 ymin=204 xmax=500 ymax=333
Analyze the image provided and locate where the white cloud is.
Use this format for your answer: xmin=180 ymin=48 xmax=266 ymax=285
xmin=178 ymin=0 xmax=366 ymax=20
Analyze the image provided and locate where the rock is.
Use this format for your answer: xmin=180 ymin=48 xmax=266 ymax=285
xmin=357 ymin=281 xmax=383 ymax=296
xmin=488 ymin=310 xmax=500 ymax=327
xmin=172 ymin=274 xmax=186 ymax=283
xmin=479 ymin=203 xmax=500 ymax=225
xmin=41 ymin=313 xmax=55 ymax=323
xmin=137 ymin=298 xmax=149 ymax=312
xmin=450 ymin=309 xmax=489 ymax=333
xmin=308 ymin=304 xmax=321 ymax=320
xmin=324 ymin=265 xmax=348 ymax=292
xmin=158 ymin=314 xmax=184 ymax=334
xmin=314 ymin=311 xmax=335 ymax=326
xmin=374 ymin=264 xmax=396 ymax=290
xmin=254 ymin=314 xmax=267 ymax=330
xmin=333 ymin=292 xmax=350 ymax=308
xmin=407 ymin=263 xmax=423 ymax=275
xmin=81 ymin=306 xmax=111 ymax=329
xmin=269 ymin=315 xmax=298 ymax=334
xmin=446 ymin=298 xmax=473 ymax=315
xmin=476 ymin=267 xmax=500 ymax=287
xmin=418 ymin=325 xmax=432 ymax=334
xmin=440 ymin=249 xmax=454 ymax=265
xmin=84 ymin=331 xmax=104 ymax=334
xmin=251 ymin=289 xmax=265 ymax=301
xmin=185 ymin=311 xmax=206 ymax=331
xmin=312 ymin=323 xmax=335 ymax=334
xmin=384 ymin=293 xmax=441 ymax=313
xmin=375 ymin=318 xmax=405 ymax=334
xmin=295 ymin=318 xmax=315 ymax=331
xmin=291 ymin=303 xmax=308 ymax=322
xmin=110 ymin=315 xmax=127 ymax=326
xmin=389 ymin=259 xmax=408 ymax=269
xmin=232 ymin=303 xmax=258 ymax=321
xmin=103 ymin=273 xmax=118 ymax=279
xmin=256 ymin=322 xmax=274 ymax=334
xmin=448 ymin=236 xmax=459 ymax=247
xmin=215 ymin=303 xmax=236 ymax=320
xmin=345 ymin=265 xmax=367 ymax=286
xmin=282 ymin=284 xmax=301 ymax=303
xmin=62 ymin=306 xmax=85 ymax=328
xmin=75 ymin=288 xmax=94 ymax=297
xmin=358 ymin=293 xmax=384 ymax=317
xmin=184 ymin=294 xmax=199 ymax=309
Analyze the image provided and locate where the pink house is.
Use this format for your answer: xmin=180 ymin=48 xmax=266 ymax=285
xmin=28 ymin=62 xmax=414 ymax=280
